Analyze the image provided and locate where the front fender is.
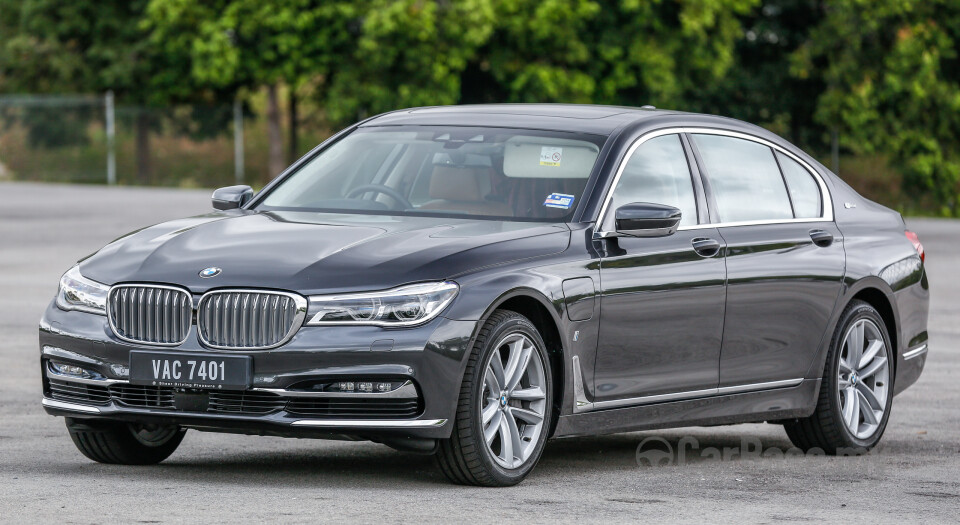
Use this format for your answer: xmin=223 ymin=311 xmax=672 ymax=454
xmin=440 ymin=239 xmax=601 ymax=420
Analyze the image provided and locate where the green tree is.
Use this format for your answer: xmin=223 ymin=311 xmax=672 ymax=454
xmin=0 ymin=0 xmax=238 ymax=182
xmin=146 ymin=0 xmax=359 ymax=178
xmin=474 ymin=0 xmax=759 ymax=108
xmin=325 ymin=0 xmax=496 ymax=125
xmin=329 ymin=0 xmax=759 ymax=121
xmin=0 ymin=0 xmax=158 ymax=180
xmin=793 ymin=0 xmax=960 ymax=215
xmin=695 ymin=0 xmax=826 ymax=148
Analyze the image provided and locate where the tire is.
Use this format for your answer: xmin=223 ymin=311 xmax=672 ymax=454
xmin=784 ymin=300 xmax=895 ymax=454
xmin=66 ymin=418 xmax=186 ymax=465
xmin=437 ymin=310 xmax=554 ymax=486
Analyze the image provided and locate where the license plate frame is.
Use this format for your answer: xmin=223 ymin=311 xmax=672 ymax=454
xmin=129 ymin=350 xmax=252 ymax=390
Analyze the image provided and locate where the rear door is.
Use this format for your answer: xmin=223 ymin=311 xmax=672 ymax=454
xmin=689 ymin=132 xmax=845 ymax=388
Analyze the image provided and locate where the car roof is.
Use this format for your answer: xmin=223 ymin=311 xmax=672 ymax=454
xmin=360 ymin=104 xmax=685 ymax=135
xmin=356 ymin=103 xmax=832 ymax=184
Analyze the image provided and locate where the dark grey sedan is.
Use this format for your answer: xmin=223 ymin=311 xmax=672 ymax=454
xmin=40 ymin=104 xmax=929 ymax=486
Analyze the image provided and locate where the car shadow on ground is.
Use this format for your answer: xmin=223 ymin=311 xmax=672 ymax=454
xmin=40 ymin=430 xmax=821 ymax=488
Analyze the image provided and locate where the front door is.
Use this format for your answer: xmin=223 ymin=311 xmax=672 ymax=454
xmin=593 ymin=133 xmax=726 ymax=404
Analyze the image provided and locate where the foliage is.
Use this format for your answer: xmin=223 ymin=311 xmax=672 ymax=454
xmin=330 ymin=0 xmax=759 ymax=116
xmin=145 ymin=0 xmax=358 ymax=93
xmin=0 ymin=0 xmax=232 ymax=154
xmin=1 ymin=0 xmax=959 ymax=213
xmin=0 ymin=0 xmax=151 ymax=97
xmin=477 ymin=0 xmax=758 ymax=107
xmin=793 ymin=0 xmax=960 ymax=215
xmin=325 ymin=0 xmax=497 ymax=123
xmin=0 ymin=0 xmax=154 ymax=148
xmin=694 ymin=0 xmax=825 ymax=146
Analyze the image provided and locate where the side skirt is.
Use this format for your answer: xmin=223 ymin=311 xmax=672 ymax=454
xmin=553 ymin=379 xmax=821 ymax=438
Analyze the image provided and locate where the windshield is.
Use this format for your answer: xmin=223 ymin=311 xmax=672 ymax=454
xmin=257 ymin=126 xmax=604 ymax=222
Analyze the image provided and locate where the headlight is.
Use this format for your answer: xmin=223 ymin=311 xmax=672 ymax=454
xmin=306 ymin=281 xmax=459 ymax=327
xmin=56 ymin=265 xmax=109 ymax=315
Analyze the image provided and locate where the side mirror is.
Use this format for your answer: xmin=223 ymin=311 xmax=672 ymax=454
xmin=614 ymin=202 xmax=682 ymax=237
xmin=212 ymin=185 xmax=254 ymax=210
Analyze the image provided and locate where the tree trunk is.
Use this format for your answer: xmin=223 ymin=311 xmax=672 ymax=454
xmin=288 ymin=88 xmax=298 ymax=164
xmin=135 ymin=111 xmax=152 ymax=184
xmin=267 ymin=84 xmax=284 ymax=179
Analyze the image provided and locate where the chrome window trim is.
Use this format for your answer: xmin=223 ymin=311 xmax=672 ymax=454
xmin=594 ymin=127 xmax=834 ymax=236
xmin=572 ymin=355 xmax=804 ymax=413
xmin=676 ymin=217 xmax=830 ymax=231
xmin=196 ymin=288 xmax=308 ymax=350
xmin=106 ymin=283 xmax=194 ymax=347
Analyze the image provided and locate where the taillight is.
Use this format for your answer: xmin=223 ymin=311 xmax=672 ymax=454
xmin=905 ymin=230 xmax=924 ymax=262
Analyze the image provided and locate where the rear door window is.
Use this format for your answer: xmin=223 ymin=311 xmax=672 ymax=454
xmin=776 ymin=152 xmax=823 ymax=218
xmin=692 ymin=134 xmax=793 ymax=223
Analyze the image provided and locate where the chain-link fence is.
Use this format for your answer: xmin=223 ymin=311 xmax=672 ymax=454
xmin=0 ymin=94 xmax=290 ymax=188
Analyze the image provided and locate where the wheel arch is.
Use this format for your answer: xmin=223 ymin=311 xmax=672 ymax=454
xmin=850 ymin=286 xmax=899 ymax=359
xmin=473 ymin=288 xmax=566 ymax=437
xmin=810 ymin=277 xmax=901 ymax=381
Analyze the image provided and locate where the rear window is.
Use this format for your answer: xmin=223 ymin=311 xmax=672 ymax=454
xmin=258 ymin=126 xmax=604 ymax=222
xmin=776 ymin=152 xmax=823 ymax=218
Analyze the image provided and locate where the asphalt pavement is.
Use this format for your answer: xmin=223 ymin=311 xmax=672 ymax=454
xmin=1 ymin=181 xmax=957 ymax=523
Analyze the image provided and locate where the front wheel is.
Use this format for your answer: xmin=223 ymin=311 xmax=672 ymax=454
xmin=66 ymin=418 xmax=186 ymax=465
xmin=437 ymin=310 xmax=553 ymax=486
xmin=784 ymin=300 xmax=894 ymax=453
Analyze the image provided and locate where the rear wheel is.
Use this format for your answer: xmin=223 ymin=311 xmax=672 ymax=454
xmin=66 ymin=418 xmax=186 ymax=465
xmin=437 ymin=310 xmax=553 ymax=486
xmin=784 ymin=300 xmax=894 ymax=453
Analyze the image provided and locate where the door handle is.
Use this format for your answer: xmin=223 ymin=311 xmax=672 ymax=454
xmin=809 ymin=229 xmax=834 ymax=247
xmin=691 ymin=237 xmax=721 ymax=257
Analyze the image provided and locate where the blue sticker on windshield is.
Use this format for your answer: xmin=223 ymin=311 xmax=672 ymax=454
xmin=544 ymin=193 xmax=575 ymax=209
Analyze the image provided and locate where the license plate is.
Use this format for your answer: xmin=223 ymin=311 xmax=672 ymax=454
xmin=129 ymin=351 xmax=251 ymax=390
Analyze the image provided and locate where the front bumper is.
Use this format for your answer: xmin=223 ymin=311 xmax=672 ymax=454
xmin=39 ymin=301 xmax=478 ymax=440
xmin=42 ymin=396 xmax=448 ymax=439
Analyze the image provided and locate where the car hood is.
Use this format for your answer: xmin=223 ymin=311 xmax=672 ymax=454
xmin=78 ymin=210 xmax=571 ymax=294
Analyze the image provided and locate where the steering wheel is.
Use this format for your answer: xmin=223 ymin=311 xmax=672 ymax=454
xmin=345 ymin=184 xmax=413 ymax=210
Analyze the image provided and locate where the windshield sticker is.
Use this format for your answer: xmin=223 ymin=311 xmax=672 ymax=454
xmin=539 ymin=146 xmax=563 ymax=167
xmin=544 ymin=193 xmax=575 ymax=209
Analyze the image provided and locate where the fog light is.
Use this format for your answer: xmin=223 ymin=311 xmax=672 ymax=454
xmin=50 ymin=361 xmax=96 ymax=378
xmin=338 ymin=381 xmax=355 ymax=392
xmin=357 ymin=382 xmax=374 ymax=393
xmin=376 ymin=382 xmax=392 ymax=392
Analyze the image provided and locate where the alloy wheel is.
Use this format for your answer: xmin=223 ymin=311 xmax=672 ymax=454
xmin=837 ymin=318 xmax=890 ymax=440
xmin=480 ymin=333 xmax=548 ymax=469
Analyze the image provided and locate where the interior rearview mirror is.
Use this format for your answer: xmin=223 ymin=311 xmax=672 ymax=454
xmin=212 ymin=185 xmax=254 ymax=210
xmin=614 ymin=202 xmax=682 ymax=237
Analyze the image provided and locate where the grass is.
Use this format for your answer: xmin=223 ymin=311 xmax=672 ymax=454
xmin=0 ymin=89 xmax=332 ymax=189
